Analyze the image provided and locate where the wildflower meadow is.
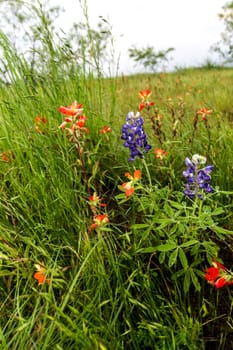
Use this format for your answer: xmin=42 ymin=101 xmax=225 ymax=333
xmin=1 ymin=6 xmax=233 ymax=350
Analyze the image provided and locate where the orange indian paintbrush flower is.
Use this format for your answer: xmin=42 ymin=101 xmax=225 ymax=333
xmin=99 ymin=125 xmax=112 ymax=134
xmin=33 ymin=264 xmax=51 ymax=285
xmin=139 ymin=89 xmax=152 ymax=99
xmin=34 ymin=116 xmax=47 ymax=134
xmin=58 ymin=101 xmax=83 ymax=116
xmin=204 ymin=260 xmax=233 ymax=288
xmin=120 ymin=170 xmax=141 ymax=198
xmin=138 ymin=89 xmax=155 ymax=111
xmin=197 ymin=107 xmax=212 ymax=121
xmin=90 ymin=214 xmax=109 ymax=230
xmin=2 ymin=149 xmax=13 ymax=162
xmin=154 ymin=148 xmax=168 ymax=161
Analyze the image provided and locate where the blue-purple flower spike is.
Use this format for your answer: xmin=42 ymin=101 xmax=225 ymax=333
xmin=183 ymin=154 xmax=214 ymax=199
xmin=121 ymin=112 xmax=152 ymax=162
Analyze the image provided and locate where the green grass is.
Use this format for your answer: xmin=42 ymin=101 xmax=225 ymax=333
xmin=1 ymin=11 xmax=233 ymax=350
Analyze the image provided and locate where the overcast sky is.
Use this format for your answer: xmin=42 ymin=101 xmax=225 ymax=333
xmin=51 ymin=0 xmax=226 ymax=74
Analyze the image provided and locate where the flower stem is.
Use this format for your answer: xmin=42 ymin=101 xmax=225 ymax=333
xmin=142 ymin=158 xmax=152 ymax=188
xmin=73 ymin=130 xmax=91 ymax=196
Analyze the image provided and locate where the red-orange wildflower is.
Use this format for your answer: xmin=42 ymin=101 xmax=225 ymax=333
xmin=212 ymin=260 xmax=226 ymax=270
xmin=125 ymin=169 xmax=141 ymax=181
xmin=121 ymin=182 xmax=135 ymax=197
xmin=205 ymin=267 xmax=220 ymax=284
xmin=197 ymin=107 xmax=212 ymax=121
xmin=99 ymin=125 xmax=112 ymax=134
xmin=139 ymin=89 xmax=152 ymax=99
xmin=76 ymin=115 xmax=86 ymax=128
xmin=59 ymin=112 xmax=89 ymax=137
xmin=139 ymin=102 xmax=155 ymax=112
xmin=214 ymin=277 xmax=229 ymax=289
xmin=88 ymin=193 xmax=106 ymax=210
xmin=34 ymin=116 xmax=47 ymax=134
xmin=58 ymin=101 xmax=83 ymax=116
xmin=33 ymin=264 xmax=51 ymax=285
xmin=154 ymin=148 xmax=168 ymax=161
xmin=120 ymin=170 xmax=141 ymax=198
xmin=2 ymin=149 xmax=13 ymax=162
xmin=69 ymin=120 xmax=89 ymax=134
xmin=90 ymin=214 xmax=109 ymax=230
xmin=35 ymin=116 xmax=47 ymax=124
xmin=138 ymin=89 xmax=155 ymax=111
xmin=205 ymin=260 xmax=233 ymax=288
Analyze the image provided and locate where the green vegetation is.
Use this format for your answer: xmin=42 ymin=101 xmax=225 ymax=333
xmin=1 ymin=2 xmax=233 ymax=350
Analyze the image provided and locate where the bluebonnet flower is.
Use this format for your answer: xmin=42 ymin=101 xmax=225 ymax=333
xmin=121 ymin=112 xmax=152 ymax=161
xmin=183 ymin=154 xmax=214 ymax=199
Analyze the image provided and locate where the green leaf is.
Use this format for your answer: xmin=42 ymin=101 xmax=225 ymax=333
xmin=168 ymin=200 xmax=185 ymax=210
xmin=137 ymin=247 xmax=157 ymax=254
xmin=211 ymin=207 xmax=225 ymax=216
xmin=211 ymin=225 xmax=233 ymax=235
xmin=190 ymin=268 xmax=201 ymax=291
xmin=201 ymin=241 xmax=218 ymax=256
xmin=131 ymin=224 xmax=150 ymax=230
xmin=164 ymin=203 xmax=174 ymax=218
xmin=184 ymin=270 xmax=190 ymax=294
xmin=179 ymin=248 xmax=189 ymax=270
xmin=180 ymin=240 xmax=199 ymax=248
xmin=153 ymin=218 xmax=174 ymax=224
xmin=159 ymin=251 xmax=166 ymax=264
xmin=168 ymin=248 xmax=178 ymax=267
xmin=155 ymin=241 xmax=177 ymax=252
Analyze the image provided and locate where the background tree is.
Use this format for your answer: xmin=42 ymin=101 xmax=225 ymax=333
xmin=0 ymin=0 xmax=63 ymax=82
xmin=66 ymin=18 xmax=114 ymax=76
xmin=0 ymin=0 xmax=115 ymax=83
xmin=128 ymin=45 xmax=174 ymax=73
xmin=212 ymin=1 xmax=233 ymax=64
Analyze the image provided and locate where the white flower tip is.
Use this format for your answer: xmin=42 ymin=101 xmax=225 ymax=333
xmin=192 ymin=154 xmax=206 ymax=165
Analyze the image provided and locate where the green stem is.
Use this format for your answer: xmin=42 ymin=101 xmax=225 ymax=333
xmin=73 ymin=130 xmax=91 ymax=196
xmin=142 ymin=158 xmax=152 ymax=188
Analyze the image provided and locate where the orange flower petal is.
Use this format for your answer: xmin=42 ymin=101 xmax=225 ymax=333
xmin=33 ymin=271 xmax=51 ymax=285
xmin=58 ymin=102 xmax=83 ymax=116
xmin=33 ymin=271 xmax=46 ymax=285
xmin=139 ymin=102 xmax=145 ymax=112
xmin=215 ymin=277 xmax=228 ymax=288
xmin=121 ymin=182 xmax=131 ymax=190
xmin=2 ymin=152 xmax=8 ymax=162
xmin=124 ymin=172 xmax=133 ymax=180
xmin=125 ymin=187 xmax=134 ymax=197
xmin=133 ymin=169 xmax=141 ymax=180
xmin=139 ymin=89 xmax=152 ymax=99
xmin=99 ymin=125 xmax=112 ymax=134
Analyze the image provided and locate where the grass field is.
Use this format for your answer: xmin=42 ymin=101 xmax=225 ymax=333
xmin=1 ymin=15 xmax=233 ymax=349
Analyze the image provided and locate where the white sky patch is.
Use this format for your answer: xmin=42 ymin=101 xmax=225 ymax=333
xmin=51 ymin=0 xmax=226 ymax=73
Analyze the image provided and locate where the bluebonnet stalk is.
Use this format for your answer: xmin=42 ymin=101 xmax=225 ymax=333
xmin=121 ymin=112 xmax=152 ymax=161
xmin=183 ymin=154 xmax=214 ymax=199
